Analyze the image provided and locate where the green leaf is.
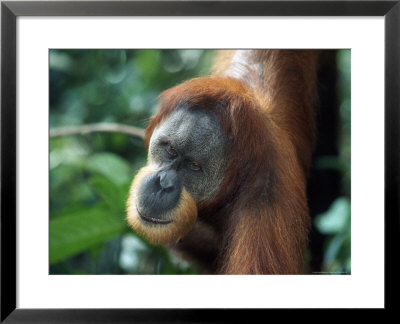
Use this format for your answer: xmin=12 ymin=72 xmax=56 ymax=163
xmin=136 ymin=50 xmax=161 ymax=81
xmin=89 ymin=175 xmax=127 ymax=214
xmin=324 ymin=234 xmax=346 ymax=264
xmin=85 ymin=152 xmax=131 ymax=185
xmin=315 ymin=197 xmax=350 ymax=234
xmin=50 ymin=203 xmax=128 ymax=264
xmin=345 ymin=257 xmax=352 ymax=274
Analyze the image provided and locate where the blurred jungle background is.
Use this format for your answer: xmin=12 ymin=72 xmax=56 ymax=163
xmin=49 ymin=49 xmax=350 ymax=275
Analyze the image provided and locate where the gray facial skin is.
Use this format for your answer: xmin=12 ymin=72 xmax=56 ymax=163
xmin=148 ymin=107 xmax=230 ymax=203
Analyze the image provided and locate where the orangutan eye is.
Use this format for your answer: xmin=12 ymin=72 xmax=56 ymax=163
xmin=166 ymin=144 xmax=178 ymax=157
xmin=189 ymin=161 xmax=201 ymax=171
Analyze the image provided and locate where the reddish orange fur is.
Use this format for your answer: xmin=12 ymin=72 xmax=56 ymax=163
xmin=145 ymin=50 xmax=318 ymax=274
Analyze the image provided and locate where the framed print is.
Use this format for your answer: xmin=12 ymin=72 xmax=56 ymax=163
xmin=1 ymin=0 xmax=399 ymax=321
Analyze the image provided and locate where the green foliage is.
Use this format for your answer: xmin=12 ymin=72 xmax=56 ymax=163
xmin=337 ymin=50 xmax=351 ymax=196
xmin=315 ymin=197 xmax=350 ymax=234
xmin=50 ymin=150 xmax=131 ymax=265
xmin=86 ymin=152 xmax=131 ymax=186
xmin=313 ymin=50 xmax=351 ymax=274
xmin=89 ymin=175 xmax=128 ymax=213
xmin=315 ymin=197 xmax=351 ymax=274
xmin=50 ymin=203 xmax=127 ymax=264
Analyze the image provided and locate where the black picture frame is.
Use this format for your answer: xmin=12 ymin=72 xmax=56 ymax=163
xmin=1 ymin=0 xmax=398 ymax=321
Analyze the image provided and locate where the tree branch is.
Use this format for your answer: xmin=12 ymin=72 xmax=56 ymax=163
xmin=50 ymin=123 xmax=146 ymax=139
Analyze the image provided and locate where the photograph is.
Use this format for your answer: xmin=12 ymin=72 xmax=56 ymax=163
xmin=49 ymin=49 xmax=351 ymax=275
